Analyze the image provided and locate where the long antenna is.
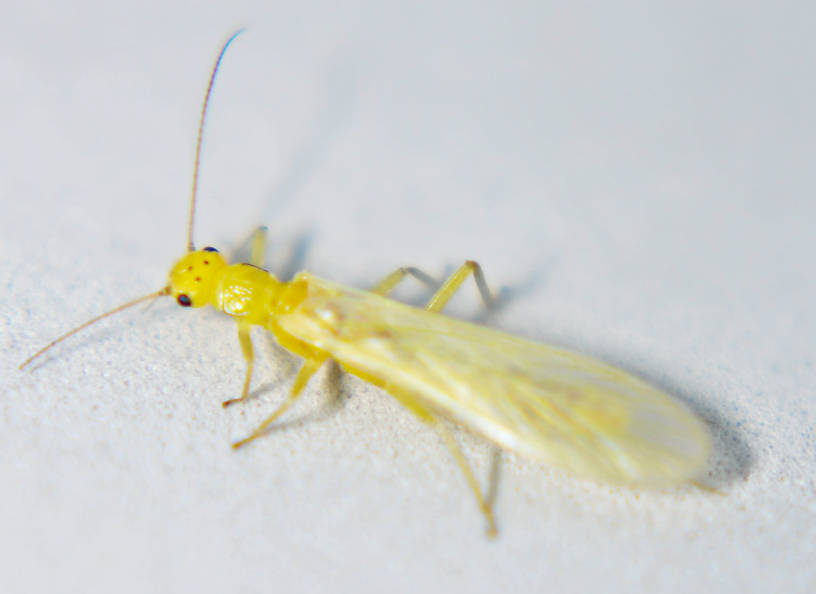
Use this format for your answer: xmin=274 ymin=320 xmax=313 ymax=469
xmin=186 ymin=28 xmax=245 ymax=252
xmin=21 ymin=33 xmax=245 ymax=371
xmin=19 ymin=288 xmax=170 ymax=370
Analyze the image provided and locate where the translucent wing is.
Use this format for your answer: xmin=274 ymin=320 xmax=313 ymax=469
xmin=277 ymin=274 xmax=711 ymax=486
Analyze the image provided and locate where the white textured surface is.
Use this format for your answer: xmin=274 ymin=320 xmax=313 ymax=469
xmin=2 ymin=2 xmax=814 ymax=593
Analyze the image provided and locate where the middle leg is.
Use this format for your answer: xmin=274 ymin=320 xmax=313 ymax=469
xmin=232 ymin=356 xmax=326 ymax=449
xmin=370 ymin=266 xmax=438 ymax=297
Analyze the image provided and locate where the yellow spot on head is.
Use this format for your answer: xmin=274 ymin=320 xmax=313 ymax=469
xmin=168 ymin=248 xmax=227 ymax=307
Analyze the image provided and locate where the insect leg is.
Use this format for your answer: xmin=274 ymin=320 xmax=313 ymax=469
xmin=434 ymin=419 xmax=498 ymax=538
xmin=250 ymin=225 xmax=268 ymax=267
xmin=370 ymin=267 xmax=438 ymax=297
xmin=425 ymin=260 xmax=492 ymax=313
xmin=385 ymin=386 xmax=497 ymax=537
xmin=232 ymin=357 xmax=325 ymax=449
xmin=222 ymin=322 xmax=255 ymax=407
xmin=228 ymin=226 xmax=268 ymax=266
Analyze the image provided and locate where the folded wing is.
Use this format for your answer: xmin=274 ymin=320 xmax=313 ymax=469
xmin=278 ymin=274 xmax=711 ymax=486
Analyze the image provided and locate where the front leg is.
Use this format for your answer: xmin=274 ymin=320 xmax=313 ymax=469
xmin=222 ymin=322 xmax=255 ymax=408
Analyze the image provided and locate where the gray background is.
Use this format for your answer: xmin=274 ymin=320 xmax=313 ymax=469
xmin=2 ymin=1 xmax=814 ymax=592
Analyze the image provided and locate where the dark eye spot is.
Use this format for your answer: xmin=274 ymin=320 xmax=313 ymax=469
xmin=203 ymin=246 xmax=218 ymax=252
xmin=177 ymin=294 xmax=192 ymax=307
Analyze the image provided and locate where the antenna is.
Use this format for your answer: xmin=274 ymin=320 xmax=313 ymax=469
xmin=19 ymin=288 xmax=170 ymax=370
xmin=20 ymin=31 xmax=246 ymax=370
xmin=186 ymin=28 xmax=245 ymax=252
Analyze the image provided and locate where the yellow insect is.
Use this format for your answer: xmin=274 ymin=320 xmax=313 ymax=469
xmin=20 ymin=30 xmax=711 ymax=536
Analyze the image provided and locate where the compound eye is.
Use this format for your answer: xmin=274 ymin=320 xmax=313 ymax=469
xmin=203 ymin=246 xmax=219 ymax=252
xmin=177 ymin=294 xmax=192 ymax=307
